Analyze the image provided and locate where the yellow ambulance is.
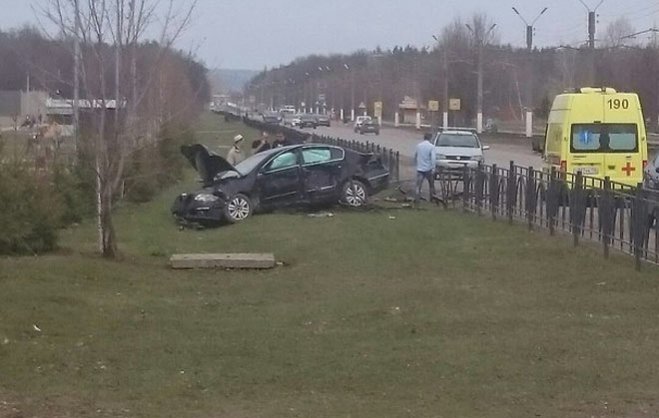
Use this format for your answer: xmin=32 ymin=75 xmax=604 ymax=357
xmin=544 ymin=87 xmax=648 ymax=187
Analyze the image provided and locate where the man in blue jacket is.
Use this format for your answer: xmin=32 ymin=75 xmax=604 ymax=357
xmin=414 ymin=132 xmax=437 ymax=203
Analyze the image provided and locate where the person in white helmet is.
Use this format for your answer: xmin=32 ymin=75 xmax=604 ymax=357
xmin=226 ymin=134 xmax=245 ymax=166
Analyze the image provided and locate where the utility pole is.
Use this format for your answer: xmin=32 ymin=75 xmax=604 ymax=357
xmin=512 ymin=6 xmax=548 ymax=138
xmin=432 ymin=35 xmax=450 ymax=128
xmin=466 ymin=22 xmax=497 ymax=134
xmin=73 ymin=0 xmax=81 ymax=158
xmin=578 ymin=0 xmax=604 ymax=49
xmin=578 ymin=0 xmax=603 ymax=85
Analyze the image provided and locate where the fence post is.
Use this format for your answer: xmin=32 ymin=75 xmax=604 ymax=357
xmin=462 ymin=164 xmax=470 ymax=213
xmin=572 ymin=171 xmax=584 ymax=247
xmin=490 ymin=164 xmax=498 ymax=221
xmin=548 ymin=167 xmax=557 ymax=236
xmin=395 ymin=152 xmax=400 ymax=183
xmin=475 ymin=164 xmax=484 ymax=216
xmin=602 ymin=176 xmax=612 ymax=259
xmin=526 ymin=166 xmax=535 ymax=230
xmin=632 ymin=183 xmax=648 ymax=271
xmin=507 ymin=161 xmax=515 ymax=224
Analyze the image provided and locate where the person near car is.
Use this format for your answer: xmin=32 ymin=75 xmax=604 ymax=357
xmin=273 ymin=131 xmax=288 ymax=148
xmin=252 ymin=131 xmax=271 ymax=154
xmin=227 ymin=134 xmax=245 ymax=166
xmin=414 ymin=132 xmax=437 ymax=203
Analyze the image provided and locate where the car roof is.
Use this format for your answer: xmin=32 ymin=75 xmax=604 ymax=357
xmin=438 ymin=130 xmax=477 ymax=135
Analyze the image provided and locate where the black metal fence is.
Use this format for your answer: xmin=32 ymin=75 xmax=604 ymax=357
xmin=437 ymin=163 xmax=659 ymax=271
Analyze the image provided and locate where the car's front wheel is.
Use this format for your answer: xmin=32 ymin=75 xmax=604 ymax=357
xmin=341 ymin=180 xmax=368 ymax=207
xmin=223 ymin=193 xmax=253 ymax=223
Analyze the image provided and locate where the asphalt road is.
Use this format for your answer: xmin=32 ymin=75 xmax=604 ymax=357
xmin=307 ymin=122 xmax=544 ymax=170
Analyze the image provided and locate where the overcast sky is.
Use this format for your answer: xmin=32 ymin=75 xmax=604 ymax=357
xmin=1 ymin=0 xmax=658 ymax=70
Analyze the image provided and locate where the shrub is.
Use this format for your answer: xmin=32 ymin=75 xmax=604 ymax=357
xmin=123 ymin=123 xmax=195 ymax=203
xmin=0 ymin=163 xmax=63 ymax=254
xmin=52 ymin=163 xmax=95 ymax=225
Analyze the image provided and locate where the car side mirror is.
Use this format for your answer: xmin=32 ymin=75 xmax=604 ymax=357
xmin=482 ymin=145 xmax=490 ymax=151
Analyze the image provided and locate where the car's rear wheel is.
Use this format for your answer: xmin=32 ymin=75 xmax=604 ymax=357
xmin=341 ymin=180 xmax=368 ymax=207
xmin=224 ymin=193 xmax=253 ymax=223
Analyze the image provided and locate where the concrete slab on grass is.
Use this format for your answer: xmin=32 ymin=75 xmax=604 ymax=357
xmin=170 ymin=253 xmax=276 ymax=270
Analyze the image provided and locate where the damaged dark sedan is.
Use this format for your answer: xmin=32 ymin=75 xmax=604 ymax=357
xmin=172 ymin=144 xmax=390 ymax=224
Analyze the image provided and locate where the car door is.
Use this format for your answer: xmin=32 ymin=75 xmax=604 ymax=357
xmin=258 ymin=149 xmax=302 ymax=207
xmin=300 ymin=147 xmax=344 ymax=203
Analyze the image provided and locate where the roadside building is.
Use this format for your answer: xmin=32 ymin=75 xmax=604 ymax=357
xmin=398 ymin=96 xmax=426 ymax=124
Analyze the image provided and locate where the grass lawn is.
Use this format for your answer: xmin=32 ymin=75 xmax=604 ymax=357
xmin=2 ymin=114 xmax=659 ymax=417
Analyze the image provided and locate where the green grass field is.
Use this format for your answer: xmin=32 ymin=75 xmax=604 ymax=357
xmin=2 ymin=114 xmax=659 ymax=418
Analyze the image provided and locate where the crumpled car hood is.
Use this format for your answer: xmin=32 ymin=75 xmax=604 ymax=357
xmin=181 ymin=144 xmax=237 ymax=185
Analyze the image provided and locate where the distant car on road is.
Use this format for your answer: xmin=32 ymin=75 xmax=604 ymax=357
xmin=359 ymin=119 xmax=380 ymax=135
xmin=172 ymin=144 xmax=390 ymax=224
xmin=314 ymin=114 xmax=331 ymax=127
xmin=434 ymin=129 xmax=489 ymax=178
xmin=287 ymin=114 xmax=302 ymax=127
xmin=353 ymin=115 xmax=372 ymax=132
xmin=298 ymin=114 xmax=318 ymax=129
xmin=261 ymin=111 xmax=282 ymax=125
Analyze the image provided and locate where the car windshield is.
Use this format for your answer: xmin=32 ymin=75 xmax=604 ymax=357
xmin=233 ymin=149 xmax=278 ymax=175
xmin=435 ymin=133 xmax=480 ymax=148
xmin=570 ymin=123 xmax=638 ymax=153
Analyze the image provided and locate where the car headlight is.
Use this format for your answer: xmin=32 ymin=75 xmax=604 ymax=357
xmin=436 ymin=154 xmax=447 ymax=161
xmin=194 ymin=193 xmax=219 ymax=203
xmin=473 ymin=155 xmax=484 ymax=162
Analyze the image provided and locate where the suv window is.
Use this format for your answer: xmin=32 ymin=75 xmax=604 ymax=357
xmin=265 ymin=151 xmax=298 ymax=171
xmin=435 ymin=133 xmax=480 ymax=148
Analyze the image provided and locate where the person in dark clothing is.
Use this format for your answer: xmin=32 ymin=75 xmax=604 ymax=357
xmin=273 ymin=132 xmax=288 ymax=148
xmin=252 ymin=131 xmax=272 ymax=154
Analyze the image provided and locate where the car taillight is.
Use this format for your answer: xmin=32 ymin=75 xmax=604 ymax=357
xmin=560 ymin=160 xmax=567 ymax=172
xmin=643 ymin=160 xmax=648 ymax=169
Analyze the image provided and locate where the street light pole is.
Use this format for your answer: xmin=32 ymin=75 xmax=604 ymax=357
xmin=512 ymin=6 xmax=548 ymax=138
xmin=466 ymin=23 xmax=497 ymax=134
xmin=433 ymin=34 xmax=450 ymax=128
xmin=344 ymin=64 xmax=355 ymax=121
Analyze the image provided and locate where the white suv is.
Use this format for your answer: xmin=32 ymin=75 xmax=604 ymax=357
xmin=434 ymin=130 xmax=489 ymax=178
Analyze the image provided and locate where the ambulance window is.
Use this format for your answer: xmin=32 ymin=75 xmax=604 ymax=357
xmin=571 ymin=124 xmax=637 ymax=153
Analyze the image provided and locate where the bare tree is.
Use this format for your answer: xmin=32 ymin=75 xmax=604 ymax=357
xmin=603 ymin=17 xmax=635 ymax=48
xmin=39 ymin=0 xmax=196 ymax=258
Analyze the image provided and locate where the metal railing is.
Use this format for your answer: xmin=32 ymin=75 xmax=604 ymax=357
xmin=232 ymin=112 xmax=658 ymax=270
xmin=437 ymin=163 xmax=659 ymax=270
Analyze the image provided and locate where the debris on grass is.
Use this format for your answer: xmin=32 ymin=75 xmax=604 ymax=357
xmin=307 ymin=212 xmax=334 ymax=218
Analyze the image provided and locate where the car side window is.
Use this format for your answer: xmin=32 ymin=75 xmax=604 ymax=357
xmin=265 ymin=151 xmax=298 ymax=171
xmin=330 ymin=148 xmax=344 ymax=160
xmin=302 ymin=148 xmax=331 ymax=165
